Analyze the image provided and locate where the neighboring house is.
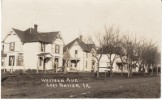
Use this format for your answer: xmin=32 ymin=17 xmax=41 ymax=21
xmin=2 ymin=24 xmax=64 ymax=72
xmin=99 ymin=54 xmax=139 ymax=73
xmin=63 ymin=35 xmax=96 ymax=72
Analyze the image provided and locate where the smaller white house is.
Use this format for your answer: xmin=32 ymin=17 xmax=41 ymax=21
xmin=99 ymin=54 xmax=139 ymax=73
xmin=63 ymin=35 xmax=96 ymax=72
xmin=1 ymin=24 xmax=64 ymax=72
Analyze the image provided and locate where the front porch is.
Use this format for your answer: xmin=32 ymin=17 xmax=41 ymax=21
xmin=63 ymin=58 xmax=80 ymax=72
xmin=63 ymin=49 xmax=81 ymax=72
xmin=37 ymin=53 xmax=62 ymax=73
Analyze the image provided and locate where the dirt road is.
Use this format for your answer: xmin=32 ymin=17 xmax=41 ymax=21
xmin=1 ymin=74 xmax=160 ymax=98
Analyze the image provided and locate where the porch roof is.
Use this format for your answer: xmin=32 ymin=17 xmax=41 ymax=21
xmin=37 ymin=53 xmax=54 ymax=58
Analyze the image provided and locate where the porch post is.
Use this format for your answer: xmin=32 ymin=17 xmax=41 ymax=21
xmin=3 ymin=58 xmax=6 ymax=73
xmin=76 ymin=60 xmax=77 ymax=67
xmin=55 ymin=60 xmax=58 ymax=74
xmin=64 ymin=60 xmax=67 ymax=74
xmin=44 ymin=57 xmax=46 ymax=74
xmin=53 ymin=57 xmax=55 ymax=73
xmin=52 ymin=57 xmax=54 ymax=73
xmin=23 ymin=60 xmax=25 ymax=73
xmin=37 ymin=60 xmax=39 ymax=73
xmin=42 ymin=56 xmax=45 ymax=73
xmin=11 ymin=58 xmax=13 ymax=73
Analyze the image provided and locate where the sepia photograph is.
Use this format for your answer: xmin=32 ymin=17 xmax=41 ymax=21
xmin=1 ymin=0 xmax=161 ymax=98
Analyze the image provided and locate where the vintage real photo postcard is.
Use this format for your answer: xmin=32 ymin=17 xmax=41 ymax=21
xmin=1 ymin=0 xmax=161 ymax=98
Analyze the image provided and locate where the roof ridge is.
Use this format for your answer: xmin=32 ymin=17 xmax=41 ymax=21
xmin=65 ymin=38 xmax=78 ymax=46
xmin=39 ymin=31 xmax=60 ymax=33
xmin=12 ymin=28 xmax=24 ymax=32
xmin=63 ymin=38 xmax=79 ymax=52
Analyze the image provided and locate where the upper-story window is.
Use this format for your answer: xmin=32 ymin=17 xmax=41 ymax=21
xmin=55 ymin=45 xmax=60 ymax=54
xmin=41 ymin=43 xmax=45 ymax=52
xmin=75 ymin=50 xmax=78 ymax=57
xmin=9 ymin=42 xmax=15 ymax=51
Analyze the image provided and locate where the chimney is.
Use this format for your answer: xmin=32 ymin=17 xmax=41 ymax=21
xmin=79 ymin=35 xmax=83 ymax=41
xmin=34 ymin=24 xmax=38 ymax=32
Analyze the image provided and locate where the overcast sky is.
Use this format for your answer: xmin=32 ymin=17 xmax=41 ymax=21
xmin=2 ymin=0 xmax=161 ymax=49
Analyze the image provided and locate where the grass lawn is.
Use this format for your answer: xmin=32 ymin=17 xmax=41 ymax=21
xmin=1 ymin=72 xmax=161 ymax=98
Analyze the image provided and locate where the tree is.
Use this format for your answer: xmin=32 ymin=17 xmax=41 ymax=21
xmin=103 ymin=26 xmax=121 ymax=78
xmin=118 ymin=34 xmax=138 ymax=77
xmin=144 ymin=44 xmax=159 ymax=75
xmin=135 ymin=39 xmax=160 ymax=75
xmin=121 ymin=35 xmax=160 ymax=76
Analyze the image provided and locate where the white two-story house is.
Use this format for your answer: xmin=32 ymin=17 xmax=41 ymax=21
xmin=1 ymin=24 xmax=64 ymax=72
xmin=63 ymin=35 xmax=96 ymax=72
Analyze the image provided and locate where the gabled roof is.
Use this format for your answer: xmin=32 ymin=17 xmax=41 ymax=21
xmin=12 ymin=28 xmax=59 ymax=43
xmin=63 ymin=37 xmax=95 ymax=52
xmin=63 ymin=38 xmax=78 ymax=52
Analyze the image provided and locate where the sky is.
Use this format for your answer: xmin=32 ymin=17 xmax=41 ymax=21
xmin=1 ymin=0 xmax=161 ymax=49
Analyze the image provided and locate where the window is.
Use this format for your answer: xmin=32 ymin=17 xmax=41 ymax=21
xmin=9 ymin=42 xmax=15 ymax=51
xmin=17 ymin=54 xmax=23 ymax=66
xmin=55 ymin=45 xmax=60 ymax=54
xmin=41 ymin=43 xmax=45 ymax=52
xmin=9 ymin=56 xmax=15 ymax=66
xmin=75 ymin=50 xmax=78 ymax=57
xmin=1 ymin=58 xmax=5 ymax=66
xmin=75 ymin=50 xmax=78 ymax=54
